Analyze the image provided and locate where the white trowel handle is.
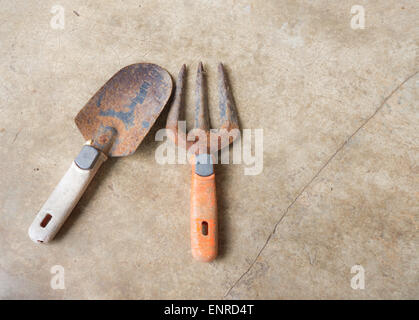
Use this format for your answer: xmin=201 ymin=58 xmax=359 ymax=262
xmin=28 ymin=145 xmax=107 ymax=243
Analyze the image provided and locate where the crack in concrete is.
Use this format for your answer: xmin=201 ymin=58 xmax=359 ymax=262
xmin=223 ymin=70 xmax=418 ymax=298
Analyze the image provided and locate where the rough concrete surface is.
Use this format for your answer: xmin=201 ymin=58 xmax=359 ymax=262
xmin=0 ymin=0 xmax=417 ymax=299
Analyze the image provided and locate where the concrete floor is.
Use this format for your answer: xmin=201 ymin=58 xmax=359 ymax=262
xmin=0 ymin=0 xmax=417 ymax=299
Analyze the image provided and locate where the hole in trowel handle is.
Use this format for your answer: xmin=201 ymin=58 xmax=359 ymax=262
xmin=201 ymin=221 xmax=208 ymax=236
xmin=40 ymin=213 xmax=52 ymax=228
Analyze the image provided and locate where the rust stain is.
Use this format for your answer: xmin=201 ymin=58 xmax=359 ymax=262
xmin=166 ymin=62 xmax=239 ymax=155
xmin=75 ymin=63 xmax=172 ymax=157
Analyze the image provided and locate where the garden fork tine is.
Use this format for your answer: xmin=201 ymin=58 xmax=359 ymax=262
xmin=211 ymin=63 xmax=240 ymax=153
xmin=218 ymin=63 xmax=239 ymax=132
xmin=166 ymin=62 xmax=239 ymax=262
xmin=194 ymin=62 xmax=210 ymax=131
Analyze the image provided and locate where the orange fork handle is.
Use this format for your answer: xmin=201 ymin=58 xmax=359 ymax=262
xmin=190 ymin=169 xmax=218 ymax=262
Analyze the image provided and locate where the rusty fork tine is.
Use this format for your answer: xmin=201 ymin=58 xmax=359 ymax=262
xmin=166 ymin=64 xmax=186 ymax=132
xmin=194 ymin=62 xmax=210 ymax=131
xmin=218 ymin=63 xmax=239 ymax=131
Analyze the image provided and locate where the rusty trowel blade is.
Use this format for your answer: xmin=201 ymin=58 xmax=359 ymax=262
xmin=75 ymin=63 xmax=173 ymax=157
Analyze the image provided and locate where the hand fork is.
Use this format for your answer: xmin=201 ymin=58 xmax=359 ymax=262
xmin=166 ymin=62 xmax=239 ymax=262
